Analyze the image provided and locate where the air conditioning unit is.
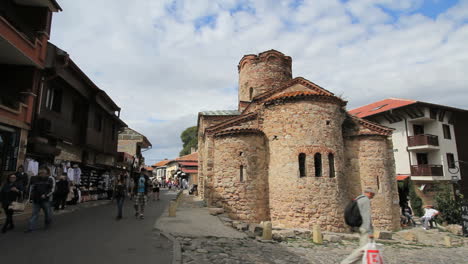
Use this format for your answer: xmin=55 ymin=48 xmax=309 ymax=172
xmin=37 ymin=118 xmax=52 ymax=133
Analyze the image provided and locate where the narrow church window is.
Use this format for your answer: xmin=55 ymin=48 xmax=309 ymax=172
xmin=326 ymin=120 xmax=331 ymax=125
xmin=298 ymin=153 xmax=306 ymax=177
xmin=239 ymin=151 xmax=243 ymax=156
xmin=314 ymin=153 xmax=322 ymax=177
xmin=376 ymin=175 xmax=380 ymax=190
xmin=328 ymin=153 xmax=335 ymax=178
xmin=240 ymin=165 xmax=244 ymax=182
xmin=249 ymin=88 xmax=254 ymax=100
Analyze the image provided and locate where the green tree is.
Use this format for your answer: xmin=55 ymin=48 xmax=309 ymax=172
xmin=180 ymin=126 xmax=198 ymax=156
xmin=434 ymin=183 xmax=463 ymax=225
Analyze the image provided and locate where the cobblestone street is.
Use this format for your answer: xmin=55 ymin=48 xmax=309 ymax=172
xmin=179 ymin=236 xmax=468 ymax=264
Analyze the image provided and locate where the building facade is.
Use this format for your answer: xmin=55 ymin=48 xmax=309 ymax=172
xmin=153 ymin=159 xmax=170 ymax=182
xmin=350 ymin=99 xmax=468 ymax=203
xmin=26 ymin=43 xmax=126 ymax=168
xmin=198 ymin=50 xmax=401 ymax=232
xmin=0 ymin=0 xmax=61 ymax=179
xmin=117 ymin=127 xmax=152 ymax=173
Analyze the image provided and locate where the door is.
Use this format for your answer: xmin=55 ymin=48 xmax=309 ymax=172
xmin=413 ymin=124 xmax=425 ymax=135
xmin=416 ymin=153 xmax=428 ymax=165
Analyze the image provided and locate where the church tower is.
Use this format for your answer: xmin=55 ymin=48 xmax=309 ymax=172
xmin=237 ymin=50 xmax=292 ymax=111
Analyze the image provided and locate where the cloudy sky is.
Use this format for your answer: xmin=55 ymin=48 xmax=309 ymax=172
xmin=50 ymin=0 xmax=468 ymax=165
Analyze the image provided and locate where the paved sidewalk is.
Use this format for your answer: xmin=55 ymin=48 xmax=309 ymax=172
xmin=156 ymin=193 xmax=468 ymax=264
xmin=154 ymin=193 xmax=245 ymax=238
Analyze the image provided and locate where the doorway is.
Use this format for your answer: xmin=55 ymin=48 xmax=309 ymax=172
xmin=416 ymin=153 xmax=428 ymax=165
xmin=413 ymin=124 xmax=425 ymax=135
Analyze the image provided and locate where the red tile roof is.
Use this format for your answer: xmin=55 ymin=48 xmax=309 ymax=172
xmin=153 ymin=159 xmax=171 ymax=167
xmin=181 ymin=168 xmax=198 ymax=174
xmin=176 ymin=152 xmax=198 ymax=162
xmin=179 ymin=161 xmax=198 ymax=167
xmin=349 ymin=98 xmax=417 ymax=118
xmin=144 ymin=166 xmax=154 ymax=171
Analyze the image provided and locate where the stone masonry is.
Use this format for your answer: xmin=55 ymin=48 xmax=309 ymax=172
xmin=198 ymin=50 xmax=401 ymax=232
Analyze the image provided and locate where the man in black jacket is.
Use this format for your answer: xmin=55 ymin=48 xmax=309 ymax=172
xmin=26 ymin=167 xmax=54 ymax=232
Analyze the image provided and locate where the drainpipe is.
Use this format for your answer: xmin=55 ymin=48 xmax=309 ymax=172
xmin=404 ymin=117 xmax=412 ymax=171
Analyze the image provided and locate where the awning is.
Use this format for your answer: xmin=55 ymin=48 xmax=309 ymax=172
xmin=396 ymin=175 xmax=410 ymax=181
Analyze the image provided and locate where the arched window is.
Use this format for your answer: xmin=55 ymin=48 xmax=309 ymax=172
xmin=240 ymin=165 xmax=244 ymax=182
xmin=314 ymin=153 xmax=322 ymax=177
xmin=249 ymin=88 xmax=254 ymax=100
xmin=298 ymin=153 xmax=306 ymax=177
xmin=328 ymin=153 xmax=335 ymax=178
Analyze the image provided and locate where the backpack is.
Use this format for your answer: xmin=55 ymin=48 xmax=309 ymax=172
xmin=344 ymin=197 xmax=363 ymax=227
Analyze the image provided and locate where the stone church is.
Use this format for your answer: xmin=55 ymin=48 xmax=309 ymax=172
xmin=197 ymin=50 xmax=400 ymax=232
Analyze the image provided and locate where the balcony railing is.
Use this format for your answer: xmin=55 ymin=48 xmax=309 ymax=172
xmin=411 ymin=165 xmax=443 ymax=176
xmin=408 ymin=134 xmax=439 ymax=147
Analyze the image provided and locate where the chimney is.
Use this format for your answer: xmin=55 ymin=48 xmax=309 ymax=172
xmin=191 ymin=147 xmax=196 ymax=154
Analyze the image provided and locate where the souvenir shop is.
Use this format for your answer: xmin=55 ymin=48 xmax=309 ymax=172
xmin=23 ymin=155 xmax=115 ymax=203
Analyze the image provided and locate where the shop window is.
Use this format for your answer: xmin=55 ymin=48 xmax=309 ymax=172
xmin=298 ymin=153 xmax=306 ymax=177
xmin=240 ymin=165 xmax=244 ymax=182
xmin=328 ymin=153 xmax=335 ymax=178
xmin=45 ymin=87 xmax=62 ymax=112
xmin=0 ymin=127 xmax=20 ymax=171
xmin=447 ymin=153 xmax=456 ymax=169
xmin=314 ymin=153 xmax=322 ymax=177
xmin=443 ymin=124 xmax=451 ymax=139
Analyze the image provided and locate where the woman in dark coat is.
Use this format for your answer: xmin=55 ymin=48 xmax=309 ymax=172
xmin=1 ymin=174 xmax=23 ymax=233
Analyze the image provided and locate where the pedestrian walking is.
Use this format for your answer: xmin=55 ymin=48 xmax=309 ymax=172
xmin=53 ymin=174 xmax=70 ymax=210
xmin=133 ymin=170 xmax=150 ymax=219
xmin=1 ymin=174 xmax=24 ymax=233
xmin=26 ymin=167 xmax=54 ymax=232
xmin=152 ymin=179 xmax=160 ymax=201
xmin=113 ymin=176 xmax=127 ymax=220
xmin=341 ymin=187 xmax=376 ymax=264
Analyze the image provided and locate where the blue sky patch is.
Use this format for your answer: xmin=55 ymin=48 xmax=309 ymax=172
xmin=194 ymin=14 xmax=217 ymax=30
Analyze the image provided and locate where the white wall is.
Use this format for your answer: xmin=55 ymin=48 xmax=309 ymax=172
xmin=373 ymin=108 xmax=460 ymax=180
xmin=376 ymin=116 xmax=411 ymax=175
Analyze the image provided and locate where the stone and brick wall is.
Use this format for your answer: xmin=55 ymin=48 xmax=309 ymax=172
xmin=344 ymin=136 xmax=401 ymax=231
xmin=211 ymin=133 xmax=269 ymax=222
xmin=262 ymin=100 xmax=348 ymax=232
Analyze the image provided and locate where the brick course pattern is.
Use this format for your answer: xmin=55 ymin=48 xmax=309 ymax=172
xmin=198 ymin=50 xmax=400 ymax=232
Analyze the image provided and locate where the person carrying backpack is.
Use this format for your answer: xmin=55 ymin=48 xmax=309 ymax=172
xmin=341 ymin=187 xmax=376 ymax=264
xmin=133 ymin=170 xmax=150 ymax=219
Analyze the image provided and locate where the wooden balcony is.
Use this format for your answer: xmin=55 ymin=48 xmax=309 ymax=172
xmin=411 ymin=165 xmax=443 ymax=176
xmin=0 ymin=15 xmax=48 ymax=68
xmin=407 ymin=134 xmax=439 ymax=151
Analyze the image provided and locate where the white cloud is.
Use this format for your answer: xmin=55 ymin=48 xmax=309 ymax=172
xmin=50 ymin=0 xmax=468 ymax=164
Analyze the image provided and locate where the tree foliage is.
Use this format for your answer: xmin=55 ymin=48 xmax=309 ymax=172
xmin=434 ymin=183 xmax=463 ymax=225
xmin=180 ymin=126 xmax=198 ymax=156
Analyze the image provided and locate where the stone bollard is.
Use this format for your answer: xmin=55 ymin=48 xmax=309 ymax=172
xmin=444 ymin=236 xmax=452 ymax=247
xmin=168 ymin=200 xmax=177 ymax=217
xmin=262 ymin=221 xmax=273 ymax=240
xmin=312 ymin=225 xmax=323 ymax=244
